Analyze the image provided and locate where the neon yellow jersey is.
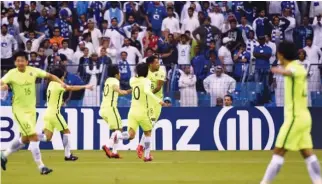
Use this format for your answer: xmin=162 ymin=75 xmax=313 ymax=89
xmin=100 ymin=77 xmax=119 ymax=108
xmin=129 ymin=77 xmax=161 ymax=114
xmin=46 ymin=81 xmax=65 ymax=113
xmin=147 ymin=69 xmax=166 ymax=99
xmin=284 ymin=61 xmax=310 ymax=121
xmin=1 ymin=66 xmax=47 ymax=111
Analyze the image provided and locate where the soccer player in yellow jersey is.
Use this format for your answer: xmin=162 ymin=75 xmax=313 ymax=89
xmin=43 ymin=68 xmax=93 ymax=161
xmin=111 ymin=63 xmax=166 ymax=162
xmin=137 ymin=55 xmax=166 ymax=158
xmin=261 ymin=42 xmax=322 ymax=184
xmin=100 ymin=65 xmax=131 ymax=158
xmin=0 ymin=51 xmax=67 ymax=175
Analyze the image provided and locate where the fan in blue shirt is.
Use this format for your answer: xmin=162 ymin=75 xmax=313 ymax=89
xmin=146 ymin=2 xmax=167 ymax=36
xmin=293 ymin=16 xmax=314 ymax=50
xmin=253 ymin=36 xmax=272 ymax=85
xmin=233 ymin=44 xmax=251 ymax=82
xmin=118 ymin=51 xmax=131 ymax=90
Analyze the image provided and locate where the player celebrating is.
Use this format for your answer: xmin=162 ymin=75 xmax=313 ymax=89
xmin=136 ymin=55 xmax=166 ymax=158
xmin=100 ymin=65 xmax=131 ymax=158
xmin=0 ymin=51 xmax=66 ymax=174
xmin=42 ymin=68 xmax=93 ymax=161
xmin=260 ymin=42 xmax=322 ymax=184
xmin=110 ymin=63 xmax=166 ymax=162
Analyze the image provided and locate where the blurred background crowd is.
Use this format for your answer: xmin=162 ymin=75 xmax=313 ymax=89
xmin=1 ymin=1 xmax=322 ymax=107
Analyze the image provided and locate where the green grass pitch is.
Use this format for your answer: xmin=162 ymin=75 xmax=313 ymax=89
xmin=1 ymin=150 xmax=322 ymax=184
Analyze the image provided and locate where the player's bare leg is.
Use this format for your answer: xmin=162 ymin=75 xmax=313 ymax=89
xmin=300 ymin=149 xmax=322 ymax=184
xmin=1 ymin=137 xmax=26 ymax=171
xmin=260 ymin=147 xmax=287 ymax=184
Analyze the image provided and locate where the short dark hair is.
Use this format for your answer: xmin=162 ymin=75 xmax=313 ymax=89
xmin=7 ymin=15 xmax=14 ymax=20
xmin=167 ymin=6 xmax=174 ymax=11
xmin=51 ymin=68 xmax=65 ymax=79
xmin=13 ymin=51 xmax=28 ymax=61
xmin=147 ymin=27 xmax=152 ymax=32
xmin=121 ymin=51 xmax=128 ymax=56
xmin=188 ymin=7 xmax=194 ymax=12
xmin=145 ymin=47 xmax=154 ymax=53
xmin=146 ymin=55 xmax=157 ymax=65
xmin=277 ymin=41 xmax=298 ymax=60
xmin=224 ymin=95 xmax=233 ymax=102
xmin=102 ymin=20 xmax=108 ymax=24
xmin=107 ymin=65 xmax=119 ymax=78
xmin=30 ymin=52 xmax=38 ymax=57
xmin=136 ymin=63 xmax=149 ymax=77
xmin=26 ymin=40 xmax=32 ymax=44
xmin=131 ymin=29 xmax=138 ymax=35
xmin=83 ymin=33 xmax=90 ymax=39
xmin=54 ymin=27 xmax=60 ymax=31
xmin=62 ymin=39 xmax=69 ymax=44
xmin=29 ymin=30 xmax=35 ymax=34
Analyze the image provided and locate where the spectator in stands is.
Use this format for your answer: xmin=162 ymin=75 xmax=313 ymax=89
xmin=281 ymin=7 xmax=296 ymax=42
xmin=224 ymin=95 xmax=233 ymax=107
xmin=193 ymin=17 xmax=221 ymax=52
xmin=2 ymin=8 xmax=19 ymax=28
xmin=208 ymin=52 xmax=220 ymax=75
xmin=7 ymin=15 xmax=20 ymax=42
xmin=19 ymin=4 xmax=36 ymax=32
xmin=36 ymin=8 xmax=50 ymax=38
xmin=281 ymin=1 xmax=300 ymax=24
xmin=267 ymin=16 xmax=290 ymax=47
xmin=50 ymin=27 xmax=64 ymax=47
xmin=181 ymin=2 xmax=200 ymax=24
xmin=253 ymin=36 xmax=272 ymax=86
xmin=123 ymin=2 xmax=139 ymax=20
xmin=72 ymin=41 xmax=85 ymax=72
xmin=118 ymin=51 xmax=131 ymax=90
xmin=177 ymin=34 xmax=191 ymax=65
xmin=224 ymin=19 xmax=244 ymax=48
xmin=205 ymin=40 xmax=217 ymax=60
xmin=84 ymin=18 xmax=102 ymax=52
xmin=159 ymin=33 xmax=178 ymax=69
xmin=310 ymin=2 xmax=322 ymax=19
xmin=273 ymin=61 xmax=284 ymax=107
xmin=191 ymin=45 xmax=211 ymax=91
xmin=64 ymin=68 xmax=86 ymax=107
xmin=218 ymin=37 xmax=234 ymax=75
xmin=42 ymin=39 xmax=53 ymax=57
xmin=1 ymin=24 xmax=18 ymax=72
xmin=78 ymin=47 xmax=90 ymax=82
xmin=216 ymin=97 xmax=223 ymax=107
xmin=145 ymin=1 xmax=167 ymax=36
xmin=245 ymin=30 xmax=259 ymax=62
xmin=97 ymin=37 xmax=117 ymax=64
xmin=89 ymin=1 xmax=104 ymax=26
xmin=104 ymin=2 xmax=124 ymax=28
xmin=238 ymin=15 xmax=253 ymax=42
xmin=55 ymin=9 xmax=72 ymax=39
xmin=104 ymin=17 xmax=126 ymax=50
xmin=100 ymin=20 xmax=109 ymax=36
xmin=99 ymin=47 xmax=112 ymax=66
xmin=233 ymin=43 xmax=250 ymax=82
xmin=293 ymin=16 xmax=314 ymax=50
xmin=82 ymin=32 xmax=95 ymax=55
xmin=25 ymin=40 xmax=33 ymax=54
xmin=252 ymin=9 xmax=269 ymax=38
xmin=37 ymin=47 xmax=47 ymax=68
xmin=58 ymin=39 xmax=74 ymax=61
xmin=141 ymin=48 xmax=154 ymax=63
xmin=19 ymin=30 xmax=45 ymax=52
xmin=178 ymin=65 xmax=198 ymax=107
xmin=83 ymin=53 xmax=103 ymax=107
xmin=164 ymin=97 xmax=172 ymax=106
xmin=312 ymin=14 xmax=322 ymax=50
xmin=209 ymin=4 xmax=224 ymax=30
xmin=167 ymin=64 xmax=183 ymax=93
xmin=73 ymin=14 xmax=88 ymax=43
xmin=29 ymin=52 xmax=44 ymax=69
xmin=304 ymin=37 xmax=322 ymax=92
xmin=203 ymin=66 xmax=236 ymax=107
xmin=129 ymin=29 xmax=143 ymax=54
xmin=161 ymin=7 xmax=180 ymax=35
xmin=181 ymin=7 xmax=200 ymax=34
xmin=298 ymin=49 xmax=312 ymax=106
xmin=265 ymin=35 xmax=277 ymax=65
xmin=120 ymin=38 xmax=142 ymax=76
xmin=46 ymin=42 xmax=60 ymax=69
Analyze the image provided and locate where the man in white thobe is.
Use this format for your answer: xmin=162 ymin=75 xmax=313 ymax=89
xmin=120 ymin=38 xmax=142 ymax=76
xmin=178 ymin=65 xmax=198 ymax=107
xmin=203 ymin=66 xmax=236 ymax=107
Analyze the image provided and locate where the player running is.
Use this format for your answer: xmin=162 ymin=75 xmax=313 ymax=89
xmin=109 ymin=63 xmax=166 ymax=162
xmin=136 ymin=56 xmax=166 ymax=159
xmin=260 ymin=42 xmax=322 ymax=184
xmin=42 ymin=68 xmax=93 ymax=161
xmin=0 ymin=51 xmax=66 ymax=174
xmin=100 ymin=65 xmax=131 ymax=158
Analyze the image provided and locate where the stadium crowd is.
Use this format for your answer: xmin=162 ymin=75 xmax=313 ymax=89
xmin=1 ymin=1 xmax=322 ymax=107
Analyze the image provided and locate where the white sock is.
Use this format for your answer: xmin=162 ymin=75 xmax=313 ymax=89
xmin=121 ymin=131 xmax=129 ymax=140
xmin=261 ymin=154 xmax=284 ymax=183
xmin=29 ymin=141 xmax=45 ymax=170
xmin=112 ymin=139 xmax=119 ymax=154
xmin=139 ymin=134 xmax=145 ymax=147
xmin=3 ymin=138 xmax=25 ymax=158
xmin=37 ymin=133 xmax=47 ymax=142
xmin=143 ymin=136 xmax=151 ymax=158
xmin=63 ymin=134 xmax=71 ymax=157
xmin=305 ymin=155 xmax=322 ymax=184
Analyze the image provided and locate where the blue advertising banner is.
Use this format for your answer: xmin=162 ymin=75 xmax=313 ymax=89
xmin=1 ymin=107 xmax=322 ymax=150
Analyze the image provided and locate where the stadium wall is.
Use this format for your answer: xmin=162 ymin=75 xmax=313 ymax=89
xmin=1 ymin=107 xmax=322 ymax=150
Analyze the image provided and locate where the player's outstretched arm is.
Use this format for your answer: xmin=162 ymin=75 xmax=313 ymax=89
xmin=45 ymin=73 xmax=67 ymax=87
xmin=144 ymin=80 xmax=166 ymax=106
xmin=271 ymin=67 xmax=293 ymax=76
xmin=112 ymin=85 xmax=131 ymax=96
xmin=66 ymin=84 xmax=94 ymax=91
